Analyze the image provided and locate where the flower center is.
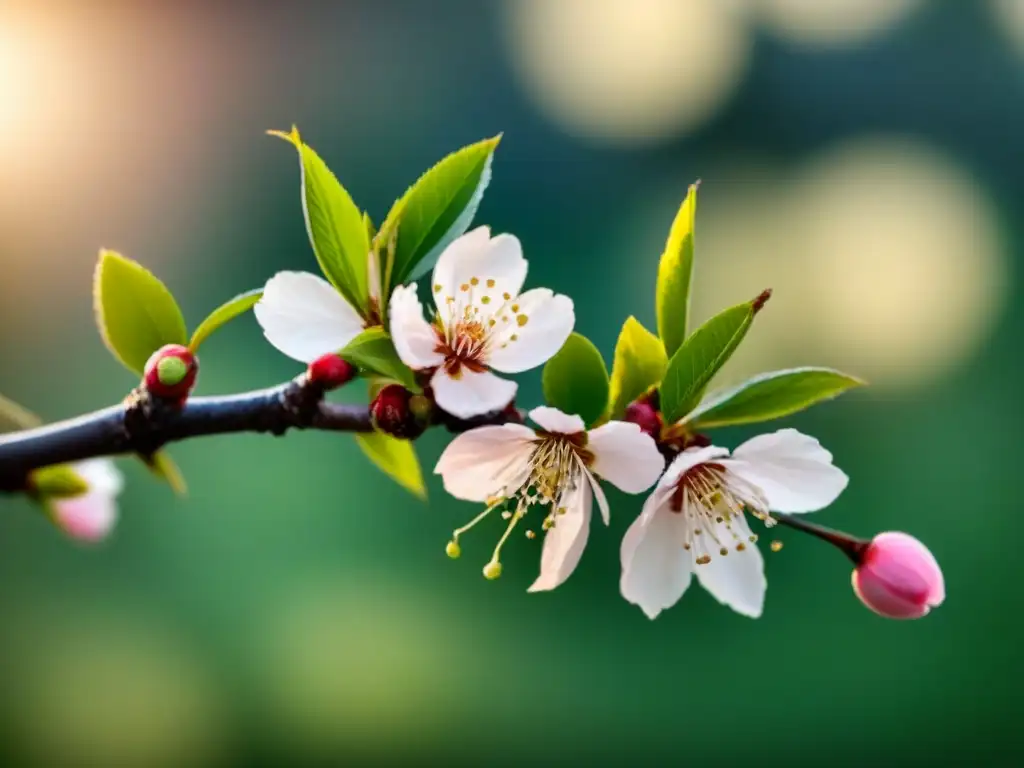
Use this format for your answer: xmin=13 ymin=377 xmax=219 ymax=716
xmin=670 ymin=463 xmax=771 ymax=565
xmin=445 ymin=433 xmax=592 ymax=578
xmin=431 ymin=275 xmax=529 ymax=379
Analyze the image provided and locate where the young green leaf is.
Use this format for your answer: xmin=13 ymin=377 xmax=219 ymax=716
xmin=685 ymin=367 xmax=865 ymax=429
xmin=93 ymin=250 xmax=188 ymax=375
xmin=0 ymin=393 xmax=42 ymax=432
xmin=656 ymin=182 xmax=699 ymax=358
xmin=542 ymin=332 xmax=610 ymax=428
xmin=659 ymin=290 xmax=770 ymax=425
xmin=355 ymin=431 xmax=427 ymax=499
xmin=189 ymin=288 xmax=263 ymax=352
xmin=340 ymin=327 xmax=421 ymax=393
xmin=30 ymin=464 xmax=90 ymax=498
xmin=607 ymin=317 xmax=668 ymax=420
xmin=379 ymin=135 xmax=500 ymax=289
xmin=269 ymin=126 xmax=370 ymax=312
xmin=142 ymin=450 xmax=188 ymax=496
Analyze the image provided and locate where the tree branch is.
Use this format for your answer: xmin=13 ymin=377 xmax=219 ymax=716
xmin=0 ymin=374 xmax=519 ymax=492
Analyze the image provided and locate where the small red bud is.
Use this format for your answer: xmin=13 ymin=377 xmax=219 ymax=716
xmin=624 ymin=400 xmax=662 ymax=439
xmin=370 ymin=384 xmax=425 ymax=439
xmin=307 ymin=353 xmax=356 ymax=390
xmin=143 ymin=344 xmax=198 ymax=402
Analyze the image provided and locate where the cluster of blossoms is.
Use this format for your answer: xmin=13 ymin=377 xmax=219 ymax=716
xmin=0 ymin=132 xmax=945 ymax=623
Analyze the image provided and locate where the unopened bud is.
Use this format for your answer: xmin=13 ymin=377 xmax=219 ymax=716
xmin=143 ymin=344 xmax=198 ymax=403
xmin=370 ymin=384 xmax=425 ymax=439
xmin=307 ymin=353 xmax=356 ymax=389
xmin=852 ymin=532 xmax=945 ymax=620
xmin=624 ymin=400 xmax=662 ymax=438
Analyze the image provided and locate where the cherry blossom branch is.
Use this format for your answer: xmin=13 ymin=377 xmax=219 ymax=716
xmin=0 ymin=372 xmax=520 ymax=493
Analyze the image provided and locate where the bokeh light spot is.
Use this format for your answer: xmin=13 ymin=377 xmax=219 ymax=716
xmin=749 ymin=0 xmax=925 ymax=48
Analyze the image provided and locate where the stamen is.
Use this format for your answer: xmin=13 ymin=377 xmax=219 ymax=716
xmin=452 ymin=498 xmax=504 ymax=542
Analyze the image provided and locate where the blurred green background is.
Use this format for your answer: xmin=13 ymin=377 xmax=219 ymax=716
xmin=1 ymin=1 xmax=1020 ymax=765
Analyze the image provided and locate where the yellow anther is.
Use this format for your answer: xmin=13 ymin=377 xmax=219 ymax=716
xmin=525 ymin=530 xmax=536 ymax=540
xmin=483 ymin=561 xmax=502 ymax=580
xmin=481 ymin=296 xmax=491 ymax=304
xmin=471 ymin=277 xmax=479 ymax=286
xmin=460 ymin=283 xmax=470 ymax=292
xmin=695 ymin=555 xmax=712 ymax=565
xmin=719 ymin=547 xmax=729 ymax=557
xmin=770 ymin=540 xmax=784 ymax=552
xmin=516 ymin=315 xmax=528 ymax=327
xmin=433 ymin=284 xmax=442 ymax=293
xmin=487 ymin=279 xmax=496 ymax=288
xmin=446 ymin=540 xmax=462 ymax=559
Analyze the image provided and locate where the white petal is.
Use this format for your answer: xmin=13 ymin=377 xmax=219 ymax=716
xmin=253 ymin=272 xmax=364 ymax=363
xmin=528 ymin=473 xmax=592 ymax=592
xmin=72 ymin=459 xmax=124 ymax=496
xmin=694 ymin=514 xmax=766 ymax=618
xmin=431 ymin=368 xmax=517 ymax=419
xmin=389 ymin=285 xmax=445 ymax=369
xmin=432 ymin=228 xmax=527 ymax=314
xmin=578 ymin=459 xmax=610 ymax=525
xmin=435 ymin=424 xmax=537 ymax=501
xmin=722 ymin=429 xmax=849 ymax=513
xmin=528 ymin=406 xmax=586 ymax=435
xmin=619 ymin=495 xmax=692 ymax=619
xmin=488 ymin=290 xmax=575 ymax=373
xmin=657 ymin=445 xmax=730 ymax=491
xmin=586 ymin=421 xmax=664 ymax=494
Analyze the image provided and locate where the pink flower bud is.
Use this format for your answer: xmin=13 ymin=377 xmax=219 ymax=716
xmin=143 ymin=344 xmax=198 ymax=403
xmin=852 ymin=532 xmax=945 ymax=619
xmin=307 ymin=353 xmax=356 ymax=389
xmin=624 ymin=400 xmax=662 ymax=439
xmin=49 ymin=459 xmax=123 ymax=543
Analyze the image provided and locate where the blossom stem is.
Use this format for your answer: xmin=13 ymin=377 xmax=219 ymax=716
xmin=772 ymin=513 xmax=869 ymax=564
xmin=0 ymin=374 xmax=523 ymax=493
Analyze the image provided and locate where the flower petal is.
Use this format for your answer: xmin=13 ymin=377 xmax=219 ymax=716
xmin=528 ymin=406 xmax=586 ymax=435
xmin=51 ymin=491 xmax=118 ymax=542
xmin=586 ymin=421 xmax=664 ymax=494
xmin=488 ymin=290 xmax=575 ymax=373
xmin=722 ymin=429 xmax=848 ymax=513
xmin=72 ymin=459 xmax=124 ymax=496
xmin=528 ymin=473 xmax=592 ymax=592
xmin=578 ymin=459 xmax=610 ymax=525
xmin=619 ymin=495 xmax=692 ymax=619
xmin=431 ymin=368 xmax=518 ymax=419
xmin=253 ymin=272 xmax=364 ymax=363
xmin=693 ymin=514 xmax=766 ymax=618
xmin=658 ymin=445 xmax=731 ymax=491
xmin=432 ymin=228 xmax=528 ymax=314
xmin=389 ymin=285 xmax=445 ymax=369
xmin=435 ymin=423 xmax=537 ymax=501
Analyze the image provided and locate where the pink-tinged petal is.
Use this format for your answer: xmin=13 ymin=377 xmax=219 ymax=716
xmin=619 ymin=494 xmax=692 ymax=619
xmin=50 ymin=492 xmax=117 ymax=542
xmin=488 ymin=290 xmax=575 ymax=374
xmin=527 ymin=406 xmax=586 ymax=435
xmin=658 ymin=445 xmax=730 ymax=491
xmin=253 ymin=271 xmax=364 ymax=363
xmin=852 ymin=532 xmax=945 ymax=620
xmin=73 ymin=459 xmax=124 ymax=496
xmin=432 ymin=228 xmax=527 ymax=314
xmin=431 ymin=368 xmax=518 ymax=419
xmin=389 ymin=285 xmax=445 ymax=369
xmin=578 ymin=460 xmax=610 ymax=525
xmin=723 ymin=429 xmax=848 ymax=513
xmin=693 ymin=513 xmax=766 ymax=618
xmin=587 ymin=421 xmax=664 ymax=494
xmin=435 ymin=424 xmax=537 ymax=502
xmin=528 ymin=474 xmax=592 ymax=592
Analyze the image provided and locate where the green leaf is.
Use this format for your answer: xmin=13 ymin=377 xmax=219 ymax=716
xmin=379 ymin=136 xmax=500 ymax=288
xmin=340 ymin=327 xmax=421 ymax=393
xmin=542 ymin=332 xmax=610 ymax=427
xmin=607 ymin=317 xmax=668 ymax=420
xmin=0 ymin=393 xmax=41 ymax=432
xmin=189 ymin=288 xmax=262 ymax=351
xmin=142 ymin=450 xmax=188 ymax=496
xmin=30 ymin=464 xmax=90 ymax=498
xmin=659 ymin=291 xmax=770 ymax=425
xmin=269 ymin=126 xmax=370 ymax=312
xmin=355 ymin=431 xmax=426 ymax=499
xmin=686 ymin=367 xmax=865 ymax=429
xmin=93 ymin=250 xmax=188 ymax=375
xmin=656 ymin=182 xmax=699 ymax=358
